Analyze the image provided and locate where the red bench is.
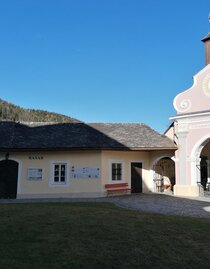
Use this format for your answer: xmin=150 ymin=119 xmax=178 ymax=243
xmin=105 ymin=183 xmax=131 ymax=196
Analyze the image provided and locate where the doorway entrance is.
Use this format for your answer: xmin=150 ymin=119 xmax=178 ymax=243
xmin=197 ymin=140 xmax=210 ymax=195
xmin=0 ymin=160 xmax=18 ymax=198
xmin=131 ymin=162 xmax=142 ymax=193
xmin=153 ymin=157 xmax=175 ymax=193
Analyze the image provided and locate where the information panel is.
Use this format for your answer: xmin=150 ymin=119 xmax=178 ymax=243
xmin=70 ymin=166 xmax=100 ymax=179
xmin=28 ymin=168 xmax=43 ymax=180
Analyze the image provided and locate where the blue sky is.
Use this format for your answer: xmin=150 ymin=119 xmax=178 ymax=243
xmin=0 ymin=0 xmax=209 ymax=133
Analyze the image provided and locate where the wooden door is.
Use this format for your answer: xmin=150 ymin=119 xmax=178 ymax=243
xmin=131 ymin=162 xmax=142 ymax=193
xmin=0 ymin=160 xmax=18 ymax=198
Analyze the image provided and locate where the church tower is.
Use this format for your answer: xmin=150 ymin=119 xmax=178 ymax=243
xmin=202 ymin=15 xmax=210 ymax=65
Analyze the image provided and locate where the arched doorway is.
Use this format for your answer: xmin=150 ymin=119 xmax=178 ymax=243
xmin=153 ymin=157 xmax=175 ymax=193
xmin=190 ymin=136 xmax=210 ymax=195
xmin=198 ymin=141 xmax=210 ymax=193
xmin=0 ymin=160 xmax=18 ymax=198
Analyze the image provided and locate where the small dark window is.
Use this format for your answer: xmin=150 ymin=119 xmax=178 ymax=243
xmin=112 ymin=163 xmax=122 ymax=181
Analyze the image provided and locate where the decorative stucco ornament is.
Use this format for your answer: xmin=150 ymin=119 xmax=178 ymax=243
xmin=179 ymin=99 xmax=191 ymax=112
xmin=203 ymin=74 xmax=210 ymax=97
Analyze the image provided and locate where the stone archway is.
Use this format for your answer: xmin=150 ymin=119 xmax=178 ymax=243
xmin=153 ymin=157 xmax=175 ymax=193
xmin=0 ymin=160 xmax=19 ymax=198
xmin=190 ymin=135 xmax=210 ymax=188
xmin=200 ymin=141 xmax=210 ymax=190
xmin=191 ymin=138 xmax=210 ymax=194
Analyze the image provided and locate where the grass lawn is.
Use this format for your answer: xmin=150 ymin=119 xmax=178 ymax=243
xmin=0 ymin=202 xmax=210 ymax=269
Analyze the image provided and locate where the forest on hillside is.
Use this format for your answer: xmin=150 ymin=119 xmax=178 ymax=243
xmin=0 ymin=99 xmax=78 ymax=123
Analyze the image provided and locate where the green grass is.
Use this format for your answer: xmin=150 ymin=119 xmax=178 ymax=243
xmin=0 ymin=203 xmax=210 ymax=269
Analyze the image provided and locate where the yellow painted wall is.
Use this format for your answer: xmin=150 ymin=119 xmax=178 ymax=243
xmin=164 ymin=125 xmax=174 ymax=141
xmin=0 ymin=149 xmax=175 ymax=198
xmin=101 ymin=150 xmax=151 ymax=192
xmin=0 ymin=151 xmax=102 ymax=198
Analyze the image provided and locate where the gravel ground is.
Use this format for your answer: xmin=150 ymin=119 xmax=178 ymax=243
xmin=111 ymin=193 xmax=210 ymax=218
xmin=1 ymin=193 xmax=210 ymax=218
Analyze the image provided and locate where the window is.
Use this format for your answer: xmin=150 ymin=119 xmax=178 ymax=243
xmin=111 ymin=162 xmax=123 ymax=181
xmin=53 ymin=163 xmax=67 ymax=183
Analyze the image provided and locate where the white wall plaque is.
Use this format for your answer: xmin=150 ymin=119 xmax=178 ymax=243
xmin=28 ymin=168 xmax=43 ymax=180
xmin=70 ymin=166 xmax=100 ymax=179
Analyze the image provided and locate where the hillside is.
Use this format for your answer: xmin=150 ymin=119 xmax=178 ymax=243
xmin=0 ymin=99 xmax=79 ymax=123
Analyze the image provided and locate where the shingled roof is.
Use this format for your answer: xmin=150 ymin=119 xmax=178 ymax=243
xmin=0 ymin=121 xmax=176 ymax=151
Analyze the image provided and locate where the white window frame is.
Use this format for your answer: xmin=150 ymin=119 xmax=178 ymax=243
xmin=109 ymin=160 xmax=124 ymax=183
xmin=50 ymin=161 xmax=70 ymax=187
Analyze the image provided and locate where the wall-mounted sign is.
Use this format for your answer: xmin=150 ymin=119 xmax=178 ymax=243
xmin=28 ymin=168 xmax=43 ymax=180
xmin=28 ymin=156 xmax=44 ymax=160
xmin=70 ymin=166 xmax=100 ymax=179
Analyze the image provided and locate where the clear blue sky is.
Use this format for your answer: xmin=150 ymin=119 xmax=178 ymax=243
xmin=0 ymin=0 xmax=209 ymax=133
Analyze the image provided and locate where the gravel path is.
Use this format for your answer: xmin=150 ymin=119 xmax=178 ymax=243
xmin=111 ymin=193 xmax=210 ymax=218
xmin=1 ymin=193 xmax=210 ymax=218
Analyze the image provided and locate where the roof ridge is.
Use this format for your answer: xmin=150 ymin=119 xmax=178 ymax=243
xmin=87 ymin=122 xmax=145 ymax=124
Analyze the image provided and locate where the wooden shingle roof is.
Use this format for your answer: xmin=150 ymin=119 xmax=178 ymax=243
xmin=0 ymin=121 xmax=176 ymax=151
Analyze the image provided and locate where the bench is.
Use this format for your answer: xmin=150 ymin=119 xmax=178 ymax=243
xmin=105 ymin=183 xmax=131 ymax=196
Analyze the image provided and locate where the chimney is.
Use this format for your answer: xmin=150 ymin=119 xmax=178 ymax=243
xmin=202 ymin=32 xmax=210 ymax=65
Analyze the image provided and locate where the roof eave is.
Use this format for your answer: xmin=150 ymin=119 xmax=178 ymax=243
xmin=0 ymin=146 xmax=177 ymax=152
xmin=202 ymin=32 xmax=210 ymax=42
